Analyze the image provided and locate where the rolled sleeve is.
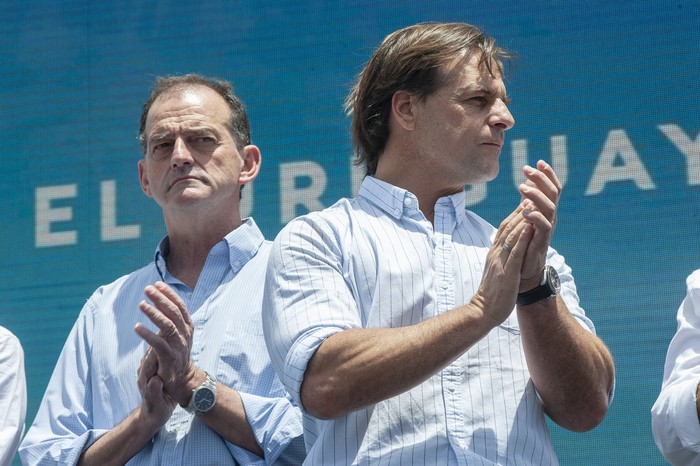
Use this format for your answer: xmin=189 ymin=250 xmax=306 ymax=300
xmin=548 ymin=248 xmax=595 ymax=334
xmin=20 ymin=428 xmax=107 ymax=466
xmin=652 ymin=270 xmax=700 ymax=465
xmin=671 ymin=378 xmax=700 ymax=450
xmin=652 ymin=376 xmax=700 ymax=465
xmin=263 ymin=214 xmax=361 ymax=408
xmin=283 ymin=327 xmax=346 ymax=405
xmin=231 ymin=392 xmax=305 ymax=465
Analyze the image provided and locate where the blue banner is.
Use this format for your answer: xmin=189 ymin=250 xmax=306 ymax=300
xmin=2 ymin=1 xmax=698 ymax=464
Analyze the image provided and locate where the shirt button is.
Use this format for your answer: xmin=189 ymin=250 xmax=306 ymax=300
xmin=394 ymin=209 xmax=401 ymax=216
xmin=404 ymin=197 xmax=412 ymax=206
xmin=441 ymin=282 xmax=449 ymax=290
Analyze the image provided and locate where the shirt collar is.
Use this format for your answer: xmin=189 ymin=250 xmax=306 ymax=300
xmin=154 ymin=217 xmax=265 ymax=279
xmin=358 ymin=176 xmax=467 ymax=224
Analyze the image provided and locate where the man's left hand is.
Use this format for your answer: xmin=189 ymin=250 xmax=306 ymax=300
xmin=517 ymin=160 xmax=562 ymax=292
xmin=134 ymin=281 xmax=200 ymax=406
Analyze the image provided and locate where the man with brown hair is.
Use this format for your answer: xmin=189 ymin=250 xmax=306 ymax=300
xmin=263 ymin=23 xmax=614 ymax=465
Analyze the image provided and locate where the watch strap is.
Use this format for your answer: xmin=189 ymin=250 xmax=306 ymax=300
xmin=516 ymin=283 xmax=554 ymax=306
xmin=516 ymin=265 xmax=560 ymax=306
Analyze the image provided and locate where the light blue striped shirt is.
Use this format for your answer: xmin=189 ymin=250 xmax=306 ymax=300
xmin=264 ymin=177 xmax=596 ymax=465
xmin=20 ymin=218 xmax=305 ymax=465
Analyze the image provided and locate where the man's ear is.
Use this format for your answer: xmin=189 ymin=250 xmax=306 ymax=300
xmin=239 ymin=145 xmax=261 ymax=185
xmin=391 ymin=90 xmax=419 ymax=131
xmin=138 ymin=159 xmax=153 ymax=198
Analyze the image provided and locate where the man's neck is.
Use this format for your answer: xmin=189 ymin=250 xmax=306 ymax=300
xmin=163 ymin=213 xmax=241 ymax=289
xmin=373 ymin=170 xmax=461 ymax=226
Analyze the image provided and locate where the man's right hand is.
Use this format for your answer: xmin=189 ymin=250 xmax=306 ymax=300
xmin=134 ymin=281 xmax=198 ymax=407
xmin=137 ymin=348 xmax=175 ymax=429
xmin=471 ymin=203 xmax=534 ymax=326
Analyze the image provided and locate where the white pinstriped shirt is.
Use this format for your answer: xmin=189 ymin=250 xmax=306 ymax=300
xmin=20 ymin=219 xmax=305 ymax=466
xmin=264 ymin=176 xmax=596 ymax=465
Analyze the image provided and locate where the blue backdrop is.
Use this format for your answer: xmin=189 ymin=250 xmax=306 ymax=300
xmin=2 ymin=1 xmax=699 ymax=464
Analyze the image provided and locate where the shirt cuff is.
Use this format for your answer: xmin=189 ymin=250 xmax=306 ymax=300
xmin=283 ymin=326 xmax=345 ymax=406
xmin=671 ymin=378 xmax=700 ymax=452
xmin=20 ymin=428 xmax=107 ymax=466
xmin=234 ymin=391 xmax=303 ymax=464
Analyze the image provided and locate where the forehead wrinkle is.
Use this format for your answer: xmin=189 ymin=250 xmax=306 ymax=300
xmin=147 ymin=125 xmax=221 ymax=152
xmin=148 ymin=120 xmax=219 ymax=139
xmin=144 ymin=87 xmax=234 ymax=149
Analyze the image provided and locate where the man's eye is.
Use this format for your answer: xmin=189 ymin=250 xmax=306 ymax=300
xmin=150 ymin=142 xmax=172 ymax=159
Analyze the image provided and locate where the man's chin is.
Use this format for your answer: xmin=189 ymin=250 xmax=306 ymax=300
xmin=485 ymin=168 xmax=500 ymax=182
xmin=467 ymin=164 xmax=500 ymax=185
xmin=167 ymin=190 xmax=212 ymax=207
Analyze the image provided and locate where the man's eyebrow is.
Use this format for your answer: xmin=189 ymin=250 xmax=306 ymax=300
xmin=187 ymin=126 xmax=219 ymax=136
xmin=456 ymin=86 xmax=511 ymax=104
xmin=148 ymin=130 xmax=172 ymax=146
xmin=148 ymin=126 xmax=218 ymax=144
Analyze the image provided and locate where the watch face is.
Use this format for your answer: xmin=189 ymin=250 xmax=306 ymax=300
xmin=194 ymin=387 xmax=216 ymax=411
xmin=547 ymin=266 xmax=561 ymax=294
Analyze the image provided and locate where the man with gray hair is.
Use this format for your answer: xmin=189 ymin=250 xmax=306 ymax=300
xmin=20 ymin=74 xmax=304 ymax=465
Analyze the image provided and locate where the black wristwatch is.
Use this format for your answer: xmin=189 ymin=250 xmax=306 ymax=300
xmin=185 ymin=372 xmax=217 ymax=415
xmin=516 ymin=265 xmax=561 ymax=306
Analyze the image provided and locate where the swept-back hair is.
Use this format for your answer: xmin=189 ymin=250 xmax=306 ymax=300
xmin=346 ymin=23 xmax=511 ymax=176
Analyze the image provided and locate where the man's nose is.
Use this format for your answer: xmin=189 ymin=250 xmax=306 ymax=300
xmin=490 ymin=99 xmax=515 ymax=131
xmin=171 ymin=138 xmax=194 ymax=167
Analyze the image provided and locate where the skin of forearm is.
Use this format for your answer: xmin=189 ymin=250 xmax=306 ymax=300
xmin=300 ymin=301 xmax=500 ymax=420
xmin=517 ymin=295 xmax=615 ymax=432
xmin=79 ymin=386 xmax=263 ymax=464
xmin=77 ymin=406 xmax=162 ymax=466
xmin=169 ymin=368 xmax=263 ymax=457
xmin=197 ymin=384 xmax=264 ymax=457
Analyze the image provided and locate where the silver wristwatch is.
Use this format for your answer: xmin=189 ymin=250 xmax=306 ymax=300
xmin=185 ymin=372 xmax=217 ymax=415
